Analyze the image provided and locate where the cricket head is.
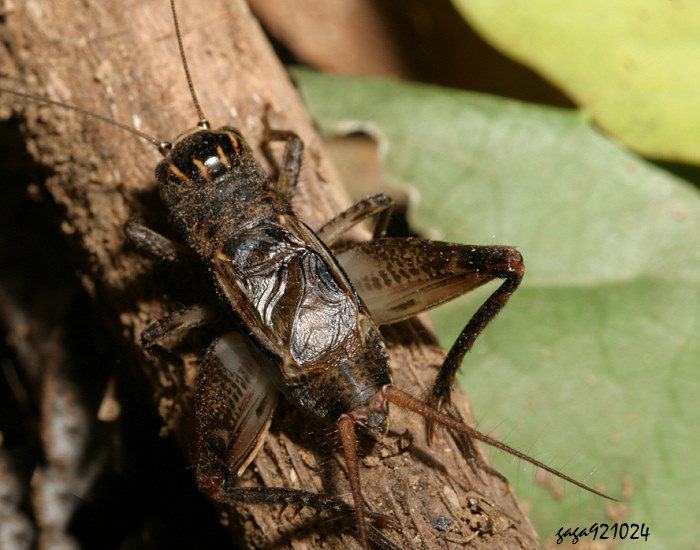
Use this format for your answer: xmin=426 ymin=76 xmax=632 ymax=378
xmin=156 ymin=127 xmax=258 ymax=206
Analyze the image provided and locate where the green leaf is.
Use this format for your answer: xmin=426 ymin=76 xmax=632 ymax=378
xmin=452 ymin=0 xmax=700 ymax=163
xmin=293 ymin=69 xmax=699 ymax=549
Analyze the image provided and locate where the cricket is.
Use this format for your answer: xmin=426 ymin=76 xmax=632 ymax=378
xmin=1 ymin=1 xmax=616 ymax=548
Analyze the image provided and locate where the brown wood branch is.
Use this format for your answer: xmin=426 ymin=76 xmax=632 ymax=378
xmin=0 ymin=0 xmax=539 ymax=548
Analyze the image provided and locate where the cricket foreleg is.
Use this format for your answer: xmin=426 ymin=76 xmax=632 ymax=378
xmin=124 ymin=220 xmax=192 ymax=263
xmin=262 ymin=106 xmax=394 ymax=242
xmin=427 ymin=246 xmax=524 ymax=440
xmin=261 ymin=106 xmax=304 ymax=195
xmin=317 ymin=193 xmax=395 ymax=245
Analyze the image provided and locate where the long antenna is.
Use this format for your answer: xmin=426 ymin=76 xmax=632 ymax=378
xmin=0 ymin=2 xmax=206 ymax=153
xmin=386 ymin=386 xmax=618 ymax=501
xmin=170 ymin=0 xmax=209 ymax=129
xmin=0 ymin=87 xmax=168 ymax=152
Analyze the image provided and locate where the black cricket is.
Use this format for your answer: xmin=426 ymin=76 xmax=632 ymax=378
xmin=1 ymin=2 xmax=616 ymax=548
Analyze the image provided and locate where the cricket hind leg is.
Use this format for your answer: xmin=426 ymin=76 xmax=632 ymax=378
xmin=194 ymin=334 xmax=399 ymax=550
xmin=140 ymin=308 xmax=277 ymax=485
xmin=142 ymin=313 xmax=392 ymax=547
xmin=199 ymin=486 xmax=400 ymax=550
xmin=200 ymin=451 xmax=401 ymax=550
xmin=426 ymin=246 xmax=524 ymax=455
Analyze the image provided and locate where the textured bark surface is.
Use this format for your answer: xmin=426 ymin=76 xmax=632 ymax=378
xmin=0 ymin=1 xmax=539 ymax=548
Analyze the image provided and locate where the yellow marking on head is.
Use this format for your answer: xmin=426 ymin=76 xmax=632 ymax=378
xmin=226 ymin=132 xmax=241 ymax=154
xmin=192 ymin=158 xmax=211 ymax=182
xmin=216 ymin=144 xmax=231 ymax=169
xmin=168 ymin=163 xmax=191 ymax=184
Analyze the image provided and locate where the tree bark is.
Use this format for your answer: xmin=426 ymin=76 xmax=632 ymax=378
xmin=0 ymin=0 xmax=539 ymax=548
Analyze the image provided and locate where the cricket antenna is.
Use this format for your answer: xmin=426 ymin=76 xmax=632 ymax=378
xmin=385 ymin=386 xmax=618 ymax=502
xmin=0 ymin=87 xmax=169 ymax=152
xmin=170 ymin=0 xmax=209 ymax=130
